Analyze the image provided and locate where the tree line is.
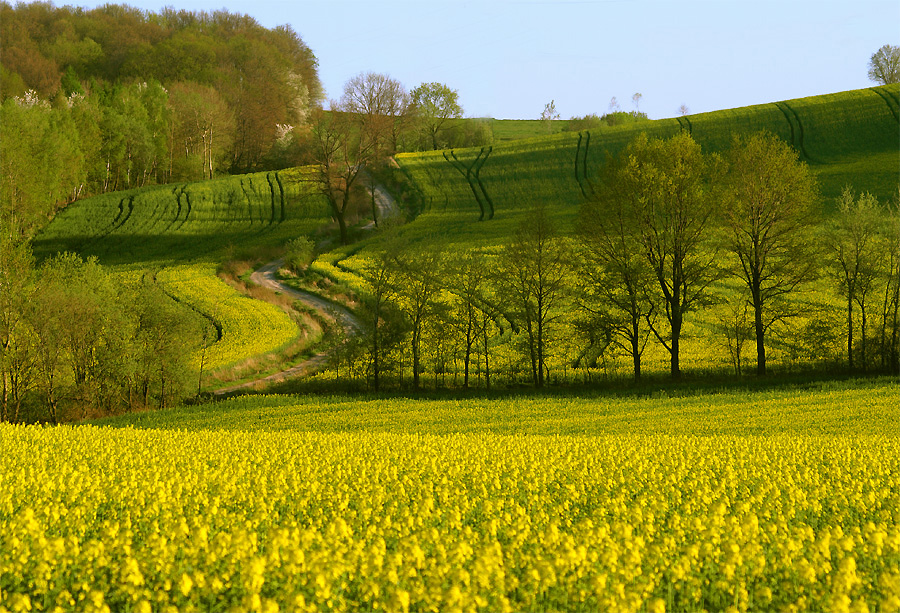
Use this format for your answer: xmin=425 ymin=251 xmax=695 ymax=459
xmin=1 ymin=2 xmax=323 ymax=239
xmin=0 ymin=242 xmax=204 ymax=423
xmin=326 ymin=132 xmax=900 ymax=390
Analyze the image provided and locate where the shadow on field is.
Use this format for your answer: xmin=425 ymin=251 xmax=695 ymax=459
xmin=207 ymin=366 xmax=894 ymax=405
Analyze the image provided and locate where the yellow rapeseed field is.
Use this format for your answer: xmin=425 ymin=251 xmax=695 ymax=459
xmin=1 ymin=424 xmax=898 ymax=612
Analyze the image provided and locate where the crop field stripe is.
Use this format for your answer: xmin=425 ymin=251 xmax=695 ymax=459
xmin=474 ymin=146 xmax=495 ymax=219
xmin=146 ymin=271 xmax=224 ymax=342
xmin=266 ymin=173 xmax=277 ymax=225
xmin=176 ymin=188 xmax=192 ymax=231
xmin=782 ymin=101 xmax=815 ymax=162
xmin=575 ymin=132 xmax=590 ymax=199
xmin=775 ymin=102 xmax=805 ymax=160
xmin=240 ymin=178 xmax=253 ymax=225
xmin=870 ymin=87 xmax=900 ymax=123
xmin=163 ymin=186 xmax=183 ymax=232
xmin=575 ymin=132 xmax=582 ymax=184
xmin=582 ymin=131 xmax=591 ymax=184
xmin=676 ymin=116 xmax=694 ymax=136
xmin=275 ymin=171 xmax=287 ymax=222
xmin=445 ymin=150 xmax=486 ymax=220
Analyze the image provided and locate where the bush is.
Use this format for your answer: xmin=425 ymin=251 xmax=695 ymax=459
xmin=285 ymin=236 xmax=316 ymax=272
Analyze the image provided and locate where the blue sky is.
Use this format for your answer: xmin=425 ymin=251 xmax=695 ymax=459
xmin=67 ymin=0 xmax=898 ymax=119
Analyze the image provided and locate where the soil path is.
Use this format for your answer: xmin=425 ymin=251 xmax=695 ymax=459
xmin=211 ymin=259 xmax=361 ymax=396
xmin=210 ymin=174 xmax=399 ymax=396
xmin=361 ymin=168 xmax=400 ymax=230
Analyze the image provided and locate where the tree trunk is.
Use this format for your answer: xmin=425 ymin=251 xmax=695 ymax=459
xmin=670 ymin=312 xmax=682 ymax=379
xmin=372 ymin=308 xmax=380 ymax=392
xmin=631 ymin=313 xmax=641 ymax=381
xmin=847 ymin=297 xmax=854 ymax=370
xmin=337 ymin=213 xmax=349 ymax=245
xmin=484 ymin=323 xmax=491 ymax=390
xmin=860 ymin=304 xmax=867 ymax=372
xmin=753 ymin=287 xmax=766 ymax=376
xmin=412 ymin=324 xmax=421 ymax=389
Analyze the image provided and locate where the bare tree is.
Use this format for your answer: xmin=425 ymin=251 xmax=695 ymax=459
xmin=341 ymin=72 xmax=410 ymax=156
xmin=632 ymin=92 xmax=643 ymax=114
xmin=678 ymin=104 xmax=690 ymax=116
xmin=541 ymin=99 xmax=560 ymax=133
xmin=827 ymin=188 xmax=883 ymax=370
xmin=309 ymin=102 xmax=376 ymax=244
xmin=868 ymin=44 xmax=900 ymax=85
xmin=720 ymin=132 xmax=819 ymax=376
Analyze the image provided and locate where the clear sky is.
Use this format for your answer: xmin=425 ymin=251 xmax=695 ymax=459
xmin=64 ymin=0 xmax=898 ymax=120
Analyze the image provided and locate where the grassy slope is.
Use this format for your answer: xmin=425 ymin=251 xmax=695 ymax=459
xmin=32 ymin=168 xmax=332 ymax=381
xmin=398 ymin=85 xmax=899 ymax=228
xmin=33 ymin=167 xmax=328 ymax=267
xmin=309 ymin=86 xmax=898 ymax=377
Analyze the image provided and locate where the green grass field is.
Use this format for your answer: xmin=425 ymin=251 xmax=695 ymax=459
xmin=33 ymin=167 xmax=329 ymax=268
xmin=92 ymin=377 xmax=898 ymax=436
xmin=399 ymin=85 xmax=899 ymax=224
xmin=300 ymin=85 xmax=899 ymax=382
xmin=31 ymin=167 xmax=333 ymax=388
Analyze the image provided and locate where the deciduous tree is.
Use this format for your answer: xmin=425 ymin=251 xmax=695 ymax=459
xmin=410 ymin=82 xmax=463 ymax=150
xmin=309 ymin=102 xmax=377 ymax=245
xmin=578 ymin=179 xmax=658 ymax=380
xmin=497 ymin=206 xmax=570 ymax=387
xmin=868 ymin=44 xmax=900 ymax=85
xmin=611 ymin=132 xmax=721 ymax=378
xmin=341 ymin=72 xmax=410 ymax=156
xmin=720 ymin=132 xmax=819 ymax=376
xmin=827 ymin=188 xmax=883 ymax=370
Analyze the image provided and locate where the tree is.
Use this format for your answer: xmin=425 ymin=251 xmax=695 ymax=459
xmin=393 ymin=246 xmax=445 ymax=389
xmin=168 ymin=81 xmax=234 ymax=180
xmin=577 ymin=180 xmax=658 ymax=380
xmin=632 ymin=92 xmax=642 ymax=114
xmin=720 ymin=132 xmax=819 ymax=376
xmin=612 ymin=132 xmax=721 ymax=378
xmin=410 ymin=82 xmax=463 ymax=150
xmin=541 ymin=100 xmax=559 ymax=133
xmin=341 ymin=72 xmax=410 ymax=156
xmin=358 ymin=244 xmax=403 ymax=391
xmin=497 ymin=206 xmax=570 ymax=387
xmin=678 ymin=104 xmax=690 ymax=116
xmin=309 ymin=102 xmax=376 ymax=245
xmin=0 ymin=237 xmax=35 ymax=422
xmin=868 ymin=44 xmax=900 ymax=85
xmin=827 ymin=188 xmax=883 ymax=370
xmin=449 ymin=252 xmax=491 ymax=388
xmin=878 ymin=193 xmax=900 ymax=373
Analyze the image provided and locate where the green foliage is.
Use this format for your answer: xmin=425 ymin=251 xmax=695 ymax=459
xmin=409 ymin=82 xmax=464 ymax=150
xmin=0 ymin=2 xmax=323 ymax=237
xmin=285 ymin=236 xmax=316 ymax=272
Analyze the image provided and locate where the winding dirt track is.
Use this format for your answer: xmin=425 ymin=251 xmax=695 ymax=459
xmin=210 ymin=177 xmax=398 ymax=396
xmin=211 ymin=260 xmax=361 ymax=396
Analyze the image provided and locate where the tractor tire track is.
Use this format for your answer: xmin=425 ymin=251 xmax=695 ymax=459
xmin=870 ymin=87 xmax=900 ymax=123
